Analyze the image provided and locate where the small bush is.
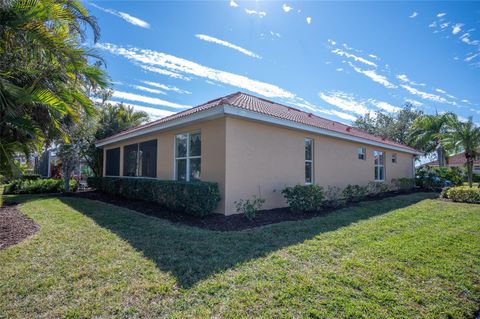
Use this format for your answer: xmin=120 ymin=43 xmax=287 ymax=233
xmin=282 ymin=184 xmax=324 ymax=213
xmin=445 ymin=186 xmax=480 ymax=204
xmin=366 ymin=181 xmax=389 ymax=196
xmin=440 ymin=186 xmax=450 ymax=199
xmin=416 ymin=166 xmax=464 ymax=190
xmin=234 ymin=196 xmax=266 ymax=220
xmin=20 ymin=173 xmax=41 ymax=180
xmin=3 ymin=179 xmax=78 ymax=194
xmin=95 ymin=177 xmax=221 ymax=216
xmin=323 ymin=186 xmax=346 ymax=208
xmin=87 ymin=176 xmax=101 ymax=189
xmin=392 ymin=178 xmax=415 ymax=192
xmin=342 ymin=184 xmax=368 ymax=202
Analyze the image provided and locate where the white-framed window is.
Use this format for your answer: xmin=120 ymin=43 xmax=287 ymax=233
xmin=357 ymin=147 xmax=366 ymax=160
xmin=392 ymin=153 xmax=397 ymax=163
xmin=305 ymin=138 xmax=313 ymax=184
xmin=175 ymin=132 xmax=201 ymax=182
xmin=373 ymin=150 xmax=385 ymax=181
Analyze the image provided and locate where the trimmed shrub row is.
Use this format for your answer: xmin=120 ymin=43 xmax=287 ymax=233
xmin=415 ymin=166 xmax=464 ymax=190
xmin=88 ymin=177 xmax=221 ymax=216
xmin=281 ymin=180 xmax=414 ymax=213
xmin=3 ymin=179 xmax=78 ymax=194
xmin=445 ymin=186 xmax=480 ymax=204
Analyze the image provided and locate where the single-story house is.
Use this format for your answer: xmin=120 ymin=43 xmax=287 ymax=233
xmin=424 ymin=152 xmax=480 ymax=174
xmin=96 ymin=92 xmax=420 ymax=215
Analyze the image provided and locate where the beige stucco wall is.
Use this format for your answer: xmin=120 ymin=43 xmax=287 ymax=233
xmin=102 ymin=117 xmax=227 ymax=213
xmin=101 ymin=115 xmax=414 ymax=215
xmin=223 ymin=116 xmax=414 ymax=214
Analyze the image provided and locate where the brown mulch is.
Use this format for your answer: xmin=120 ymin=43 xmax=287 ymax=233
xmin=65 ymin=189 xmax=433 ymax=232
xmin=0 ymin=204 xmax=39 ymax=250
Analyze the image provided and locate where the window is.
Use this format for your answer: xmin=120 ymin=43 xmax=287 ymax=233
xmin=305 ymin=138 xmax=313 ymax=184
xmin=373 ymin=150 xmax=385 ymax=181
xmin=123 ymin=140 xmax=157 ymax=177
xmin=392 ymin=153 xmax=397 ymax=163
xmin=357 ymin=147 xmax=366 ymax=160
xmin=105 ymin=147 xmax=120 ymax=176
xmin=175 ymin=132 xmax=201 ymax=181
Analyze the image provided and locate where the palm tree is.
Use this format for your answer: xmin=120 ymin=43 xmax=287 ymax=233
xmin=442 ymin=117 xmax=480 ymax=187
xmin=0 ymin=0 xmax=108 ymax=177
xmin=408 ymin=113 xmax=456 ymax=166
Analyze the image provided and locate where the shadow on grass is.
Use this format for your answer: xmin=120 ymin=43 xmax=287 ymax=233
xmin=59 ymin=193 xmax=435 ymax=288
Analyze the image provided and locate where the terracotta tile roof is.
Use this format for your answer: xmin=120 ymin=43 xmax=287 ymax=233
xmin=424 ymin=152 xmax=480 ymax=166
xmin=96 ymin=92 xmax=419 ymax=153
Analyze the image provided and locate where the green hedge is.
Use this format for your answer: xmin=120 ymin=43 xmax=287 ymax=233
xmin=445 ymin=186 xmax=480 ymax=204
xmin=282 ymin=184 xmax=324 ymax=212
xmin=3 ymin=179 xmax=78 ymax=194
xmin=92 ymin=177 xmax=221 ymax=216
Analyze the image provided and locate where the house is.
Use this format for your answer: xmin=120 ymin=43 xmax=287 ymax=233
xmin=96 ymin=92 xmax=420 ymax=215
xmin=424 ymin=152 xmax=480 ymax=174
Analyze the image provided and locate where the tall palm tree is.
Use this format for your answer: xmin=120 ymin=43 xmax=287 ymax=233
xmin=0 ymin=0 xmax=108 ymax=177
xmin=408 ymin=112 xmax=456 ymax=166
xmin=442 ymin=117 xmax=480 ymax=187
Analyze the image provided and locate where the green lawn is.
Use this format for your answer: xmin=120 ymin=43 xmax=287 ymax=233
xmin=1 ymin=193 xmax=479 ymax=318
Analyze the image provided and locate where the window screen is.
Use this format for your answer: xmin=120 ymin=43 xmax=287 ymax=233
xmin=123 ymin=143 xmax=138 ymax=176
xmin=105 ymin=148 xmax=120 ymax=176
xmin=139 ymin=140 xmax=157 ymax=177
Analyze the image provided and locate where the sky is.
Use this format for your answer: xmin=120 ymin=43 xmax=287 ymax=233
xmin=85 ymin=1 xmax=480 ymax=124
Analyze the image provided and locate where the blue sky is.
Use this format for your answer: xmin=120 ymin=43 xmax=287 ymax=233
xmin=86 ymin=1 xmax=480 ymax=124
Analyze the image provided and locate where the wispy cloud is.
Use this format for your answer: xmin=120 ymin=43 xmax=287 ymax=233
xmin=396 ymin=74 xmax=425 ymax=86
xmin=306 ymin=17 xmax=312 ymax=24
xmin=331 ymin=48 xmax=377 ymax=67
xmin=245 ymin=9 xmax=266 ymax=18
xmin=97 ymin=42 xmax=332 ymax=116
xmin=90 ymin=3 xmax=150 ymax=29
xmin=141 ymin=81 xmax=191 ymax=94
xmin=435 ymin=88 xmax=447 ymax=94
xmin=452 ymin=23 xmax=464 ymax=35
xmin=405 ymin=99 xmax=424 ymax=107
xmin=368 ymin=99 xmax=401 ymax=113
xmin=229 ymin=0 xmax=239 ymax=8
xmin=319 ymin=91 xmax=371 ymax=116
xmin=132 ymin=85 xmax=166 ymax=95
xmin=409 ymin=11 xmax=418 ymax=18
xmin=437 ymin=12 xmax=446 ymax=18
xmin=139 ymin=65 xmax=192 ymax=81
xmin=348 ymin=62 xmax=397 ymax=89
xmin=195 ymin=34 xmax=261 ymax=59
xmin=282 ymin=4 xmax=292 ymax=12
xmin=400 ymin=85 xmax=450 ymax=104
xmin=112 ymin=91 xmax=191 ymax=109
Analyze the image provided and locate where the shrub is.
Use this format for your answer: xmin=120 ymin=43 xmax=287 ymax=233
xmin=440 ymin=186 xmax=450 ymax=199
xmin=0 ymin=185 xmax=3 ymax=207
xmin=20 ymin=173 xmax=41 ymax=180
xmin=95 ymin=177 xmax=220 ymax=216
xmin=282 ymin=184 xmax=324 ymax=213
xmin=445 ymin=186 xmax=480 ymax=204
xmin=87 ymin=176 xmax=101 ymax=189
xmin=234 ymin=196 xmax=266 ymax=220
xmin=392 ymin=178 xmax=415 ymax=192
xmin=3 ymin=179 xmax=78 ymax=194
xmin=323 ymin=186 xmax=346 ymax=208
xmin=472 ymin=173 xmax=480 ymax=183
xmin=416 ymin=166 xmax=464 ymax=190
xmin=0 ymin=174 xmax=6 ymax=185
xmin=342 ymin=184 xmax=368 ymax=202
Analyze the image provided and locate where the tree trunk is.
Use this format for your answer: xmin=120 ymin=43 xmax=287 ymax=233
xmin=63 ymin=162 xmax=71 ymax=193
xmin=436 ymin=145 xmax=446 ymax=167
xmin=466 ymin=157 xmax=473 ymax=188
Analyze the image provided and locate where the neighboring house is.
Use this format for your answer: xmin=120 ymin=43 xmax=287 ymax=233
xmin=96 ymin=92 xmax=420 ymax=215
xmin=424 ymin=152 xmax=480 ymax=174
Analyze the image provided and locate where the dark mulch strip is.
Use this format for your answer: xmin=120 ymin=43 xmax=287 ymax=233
xmin=65 ymin=189 xmax=435 ymax=232
xmin=0 ymin=204 xmax=39 ymax=250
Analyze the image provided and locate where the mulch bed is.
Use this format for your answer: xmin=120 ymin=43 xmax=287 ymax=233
xmin=66 ymin=189 xmax=433 ymax=232
xmin=0 ymin=203 xmax=39 ymax=250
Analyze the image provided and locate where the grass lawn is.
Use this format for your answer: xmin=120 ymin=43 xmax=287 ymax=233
xmin=1 ymin=193 xmax=479 ymax=318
